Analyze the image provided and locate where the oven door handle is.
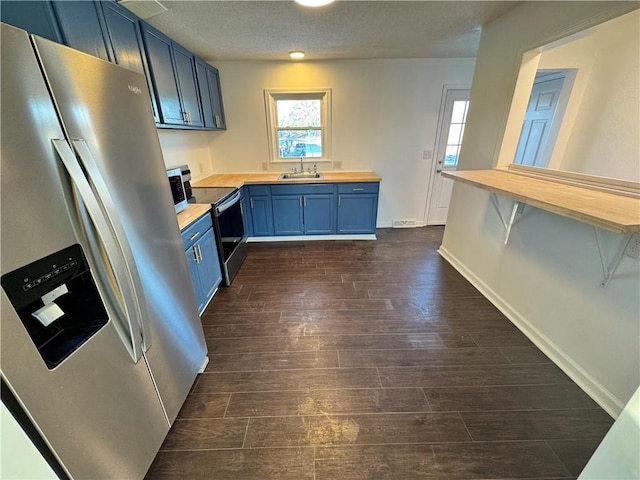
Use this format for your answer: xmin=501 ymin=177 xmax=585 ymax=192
xmin=215 ymin=190 xmax=242 ymax=216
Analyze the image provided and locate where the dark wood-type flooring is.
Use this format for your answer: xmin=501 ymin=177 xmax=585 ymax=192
xmin=146 ymin=227 xmax=613 ymax=479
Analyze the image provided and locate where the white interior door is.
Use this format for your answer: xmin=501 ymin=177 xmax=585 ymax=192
xmin=513 ymin=72 xmax=566 ymax=167
xmin=426 ymin=88 xmax=470 ymax=225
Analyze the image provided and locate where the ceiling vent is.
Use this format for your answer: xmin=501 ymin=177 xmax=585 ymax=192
xmin=118 ymin=0 xmax=168 ymax=19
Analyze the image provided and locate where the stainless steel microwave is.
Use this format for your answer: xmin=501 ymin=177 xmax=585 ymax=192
xmin=167 ymin=167 xmax=187 ymax=213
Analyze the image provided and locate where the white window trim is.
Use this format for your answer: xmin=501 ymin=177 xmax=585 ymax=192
xmin=264 ymin=88 xmax=332 ymax=163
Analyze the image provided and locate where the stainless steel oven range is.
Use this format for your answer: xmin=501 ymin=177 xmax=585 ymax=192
xmin=192 ymin=187 xmax=247 ymax=285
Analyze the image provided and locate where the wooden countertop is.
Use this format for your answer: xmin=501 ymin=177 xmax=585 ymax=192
xmin=443 ymin=169 xmax=640 ymax=234
xmin=192 ymin=171 xmax=382 ymax=188
xmin=176 ymin=203 xmax=212 ymax=230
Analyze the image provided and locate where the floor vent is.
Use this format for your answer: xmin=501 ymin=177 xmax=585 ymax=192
xmin=392 ymin=219 xmax=416 ymax=228
xmin=118 ymin=0 xmax=168 ymax=19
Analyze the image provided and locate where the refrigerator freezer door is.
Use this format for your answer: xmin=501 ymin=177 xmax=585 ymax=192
xmin=0 ymin=24 xmax=168 ymax=479
xmin=31 ymin=34 xmax=208 ymax=422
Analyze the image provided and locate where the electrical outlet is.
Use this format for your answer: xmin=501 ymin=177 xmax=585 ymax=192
xmin=262 ymin=162 xmax=269 ymax=171
xmin=198 ymin=162 xmax=203 ymax=173
xmin=624 ymin=233 xmax=640 ymax=260
xmin=333 ymin=161 xmax=342 ymax=169
xmin=423 ymin=150 xmax=432 ymax=160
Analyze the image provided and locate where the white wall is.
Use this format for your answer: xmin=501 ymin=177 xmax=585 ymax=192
xmin=208 ymin=58 xmax=475 ymax=227
xmin=157 ymin=129 xmax=215 ymax=182
xmin=441 ymin=2 xmax=639 ymax=417
xmin=499 ymin=9 xmax=639 ymax=180
xmin=558 ymin=10 xmax=639 ymax=181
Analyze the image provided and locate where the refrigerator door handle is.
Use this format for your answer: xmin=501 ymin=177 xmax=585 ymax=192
xmin=70 ymin=139 xmax=153 ymax=353
xmin=52 ymin=139 xmax=144 ymax=362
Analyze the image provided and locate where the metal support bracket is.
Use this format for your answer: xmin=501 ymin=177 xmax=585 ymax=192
xmin=593 ymin=227 xmax=633 ymax=288
xmin=490 ymin=193 xmax=525 ymax=245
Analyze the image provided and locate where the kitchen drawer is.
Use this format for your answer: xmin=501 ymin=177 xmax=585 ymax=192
xmin=248 ymin=185 xmax=270 ymax=196
xmin=337 ymin=182 xmax=379 ymax=194
xmin=271 ymin=184 xmax=334 ymax=196
xmin=181 ymin=212 xmax=213 ymax=250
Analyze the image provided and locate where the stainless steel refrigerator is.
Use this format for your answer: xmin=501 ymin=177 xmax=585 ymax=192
xmin=0 ymin=24 xmax=208 ymax=479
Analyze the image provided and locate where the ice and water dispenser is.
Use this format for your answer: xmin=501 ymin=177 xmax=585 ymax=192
xmin=1 ymin=244 xmax=108 ymax=369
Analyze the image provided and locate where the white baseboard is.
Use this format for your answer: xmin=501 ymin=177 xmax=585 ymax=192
xmin=248 ymin=234 xmax=376 ymax=242
xmin=438 ymin=245 xmax=624 ymax=418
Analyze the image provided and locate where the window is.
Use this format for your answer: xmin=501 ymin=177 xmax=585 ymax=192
xmin=264 ymin=89 xmax=331 ymax=162
xmin=442 ymin=95 xmax=470 ymax=167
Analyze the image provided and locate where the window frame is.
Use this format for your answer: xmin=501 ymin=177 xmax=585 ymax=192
xmin=264 ymin=88 xmax=332 ymax=163
xmin=438 ymin=90 xmax=470 ymax=170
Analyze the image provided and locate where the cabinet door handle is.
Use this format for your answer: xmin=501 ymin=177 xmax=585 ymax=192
xmin=338 ymin=195 xmax=341 ymax=207
xmin=250 ymin=198 xmax=254 ymax=209
xmin=352 ymin=188 xmax=364 ymax=191
xmin=189 ymin=232 xmax=200 ymax=241
xmin=215 ymin=115 xmax=220 ymax=128
xmin=299 ymin=196 xmax=303 ymax=208
xmin=303 ymin=196 xmax=307 ymax=208
xmin=193 ymin=247 xmax=199 ymax=263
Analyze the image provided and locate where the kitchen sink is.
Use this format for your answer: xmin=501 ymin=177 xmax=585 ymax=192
xmin=278 ymin=172 xmax=324 ymax=180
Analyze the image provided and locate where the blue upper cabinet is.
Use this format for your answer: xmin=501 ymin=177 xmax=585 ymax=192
xmin=0 ymin=1 xmax=63 ymax=43
xmin=207 ymin=66 xmax=226 ymax=129
xmin=51 ymin=1 xmax=111 ymax=61
xmin=3 ymin=1 xmax=225 ymax=131
xmin=195 ymin=59 xmax=215 ymax=129
xmin=172 ymin=44 xmax=204 ymax=128
xmin=1 ymin=1 xmax=110 ymax=60
xmin=195 ymin=58 xmax=227 ymax=130
xmin=140 ymin=22 xmax=183 ymax=125
xmin=100 ymin=2 xmax=159 ymax=123
xmin=141 ymin=21 xmax=205 ymax=128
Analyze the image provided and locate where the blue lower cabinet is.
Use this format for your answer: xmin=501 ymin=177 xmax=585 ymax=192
xmin=182 ymin=214 xmax=222 ymax=314
xmin=246 ymin=185 xmax=273 ymax=236
xmin=337 ymin=194 xmax=378 ymax=234
xmin=246 ymin=182 xmax=378 ymax=237
xmin=250 ymin=196 xmax=274 ymax=236
xmin=304 ymin=194 xmax=335 ymax=234
xmin=185 ymin=246 xmax=205 ymax=313
xmin=272 ymin=195 xmax=304 ymax=235
xmin=196 ymin=228 xmax=222 ymax=304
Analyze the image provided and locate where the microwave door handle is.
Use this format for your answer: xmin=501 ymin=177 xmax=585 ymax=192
xmin=52 ymin=139 xmax=144 ymax=363
xmin=70 ymin=139 xmax=152 ymax=353
xmin=216 ymin=190 xmax=242 ymax=216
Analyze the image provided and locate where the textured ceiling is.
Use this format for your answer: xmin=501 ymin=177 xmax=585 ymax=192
xmin=142 ymin=1 xmax=521 ymax=61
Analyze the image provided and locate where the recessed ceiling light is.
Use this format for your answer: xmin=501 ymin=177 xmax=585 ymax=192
xmin=289 ymin=50 xmax=305 ymax=59
xmin=294 ymin=0 xmax=335 ymax=7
